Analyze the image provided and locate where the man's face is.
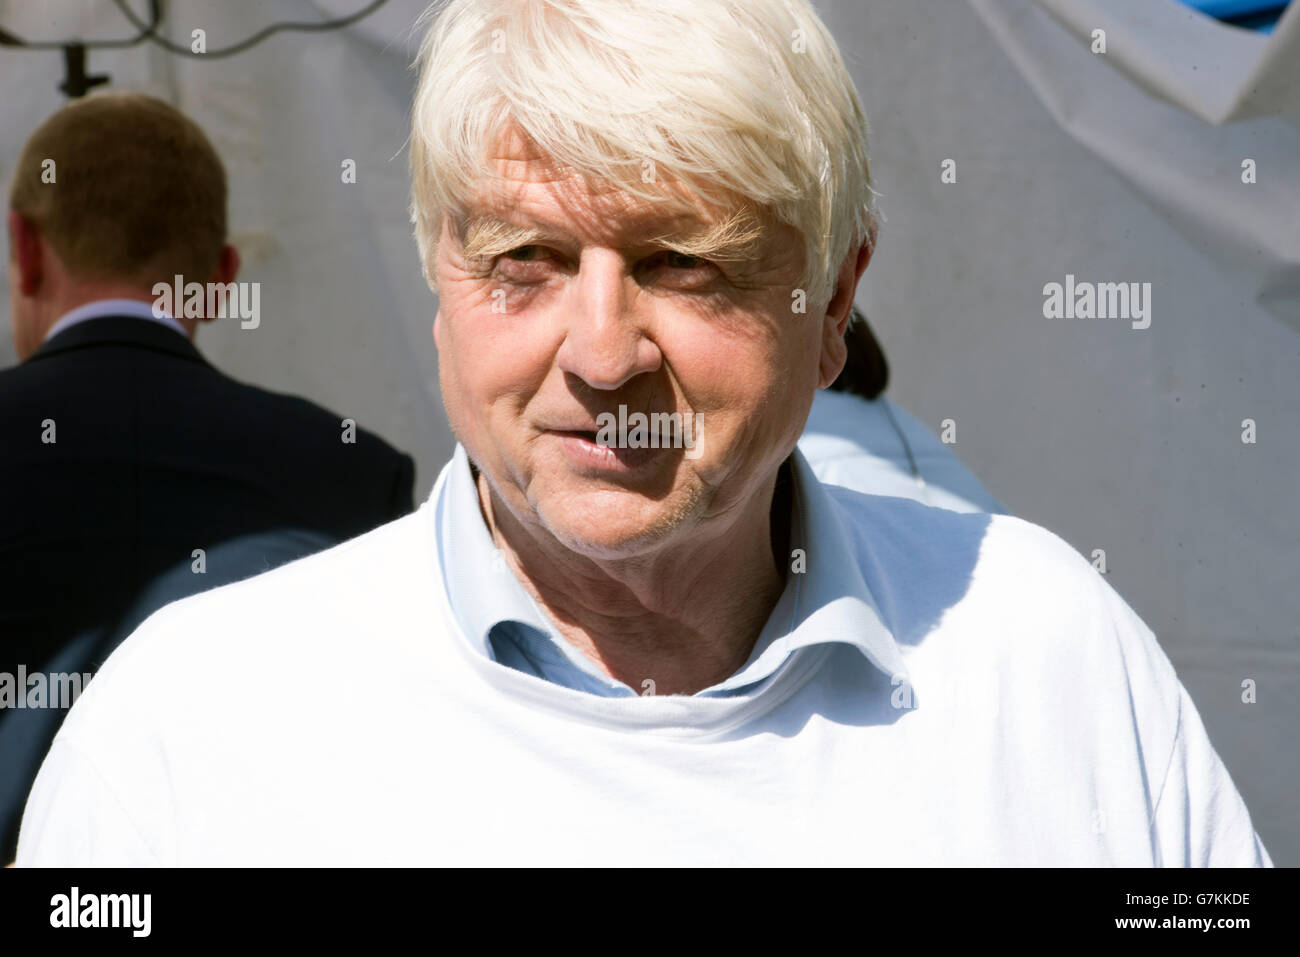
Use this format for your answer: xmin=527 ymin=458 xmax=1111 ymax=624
xmin=433 ymin=131 xmax=833 ymax=560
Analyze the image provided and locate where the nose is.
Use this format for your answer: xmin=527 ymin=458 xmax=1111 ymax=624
xmin=554 ymin=248 xmax=661 ymax=391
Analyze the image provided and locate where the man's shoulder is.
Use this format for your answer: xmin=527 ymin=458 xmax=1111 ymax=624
xmin=76 ymin=508 xmax=435 ymax=698
xmin=824 ymin=480 xmax=1183 ymax=756
xmin=170 ymin=504 xmax=426 ymax=615
xmin=48 ymin=506 xmax=439 ymax=755
xmin=823 ymin=483 xmax=1140 ymax=647
xmin=827 ymin=482 xmax=1086 ymax=577
xmin=0 ymin=337 xmax=414 ymax=515
xmin=198 ymin=369 xmax=410 ymax=464
xmin=1 ymin=334 xmax=407 ymax=464
xmin=158 ymin=364 xmax=416 ymax=513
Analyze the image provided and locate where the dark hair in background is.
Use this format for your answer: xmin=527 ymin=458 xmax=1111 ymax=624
xmin=829 ymin=306 xmax=889 ymax=400
xmin=9 ymin=92 xmax=227 ymax=288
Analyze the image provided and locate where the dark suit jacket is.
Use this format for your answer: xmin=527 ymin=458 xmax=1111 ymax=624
xmin=0 ymin=315 xmax=416 ymax=857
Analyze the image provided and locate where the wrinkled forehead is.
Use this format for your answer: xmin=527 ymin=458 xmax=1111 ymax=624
xmin=457 ymin=123 xmax=755 ymax=246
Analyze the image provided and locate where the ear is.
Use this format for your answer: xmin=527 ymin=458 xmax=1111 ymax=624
xmin=196 ymin=245 xmax=241 ymax=328
xmin=816 ymin=221 xmax=877 ymax=389
xmin=8 ymin=210 xmax=45 ymax=297
xmin=433 ymin=308 xmax=442 ymax=350
xmin=211 ymin=244 xmax=240 ymax=285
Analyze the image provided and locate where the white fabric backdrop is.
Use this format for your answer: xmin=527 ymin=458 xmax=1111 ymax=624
xmin=1 ymin=0 xmax=1295 ymax=863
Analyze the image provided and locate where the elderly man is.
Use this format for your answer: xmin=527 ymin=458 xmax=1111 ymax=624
xmin=17 ymin=0 xmax=1269 ymax=865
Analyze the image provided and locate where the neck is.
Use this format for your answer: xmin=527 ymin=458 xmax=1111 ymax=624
xmin=21 ymin=286 xmax=191 ymax=359
xmin=476 ymin=463 xmax=792 ymax=696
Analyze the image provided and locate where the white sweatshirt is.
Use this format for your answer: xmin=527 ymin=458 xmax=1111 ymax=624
xmin=16 ymin=450 xmax=1271 ymax=866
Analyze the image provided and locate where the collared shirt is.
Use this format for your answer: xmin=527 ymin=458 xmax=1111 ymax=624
xmin=43 ymin=299 xmax=188 ymax=344
xmin=437 ymin=443 xmax=909 ymax=697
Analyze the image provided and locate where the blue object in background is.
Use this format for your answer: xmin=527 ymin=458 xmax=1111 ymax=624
xmin=799 ymin=392 xmax=1007 ymax=516
xmin=1180 ymin=0 xmax=1290 ymax=33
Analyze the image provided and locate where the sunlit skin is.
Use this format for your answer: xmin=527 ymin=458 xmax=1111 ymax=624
xmin=433 ymin=128 xmax=873 ymax=695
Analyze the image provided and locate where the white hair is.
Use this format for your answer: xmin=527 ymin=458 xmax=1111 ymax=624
xmin=409 ymin=0 xmax=878 ymax=306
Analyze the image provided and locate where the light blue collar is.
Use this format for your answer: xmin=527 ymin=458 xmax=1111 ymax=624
xmin=435 ymin=443 xmax=909 ymax=696
xmin=44 ymin=298 xmax=188 ymax=344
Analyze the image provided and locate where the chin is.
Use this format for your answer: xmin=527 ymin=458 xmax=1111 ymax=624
xmin=533 ymin=485 xmax=703 ymax=562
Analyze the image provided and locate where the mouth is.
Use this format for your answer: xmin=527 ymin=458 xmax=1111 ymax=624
xmin=551 ymin=428 xmax=670 ymax=446
xmin=553 ymin=428 xmax=600 ymax=443
xmin=546 ymin=428 xmax=667 ymax=471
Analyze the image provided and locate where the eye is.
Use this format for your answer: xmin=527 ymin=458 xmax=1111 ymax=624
xmin=658 ymin=251 xmax=708 ymax=270
xmin=504 ymin=245 xmax=548 ymax=262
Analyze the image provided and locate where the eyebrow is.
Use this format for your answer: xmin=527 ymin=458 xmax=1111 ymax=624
xmin=454 ymin=205 xmax=770 ymax=265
